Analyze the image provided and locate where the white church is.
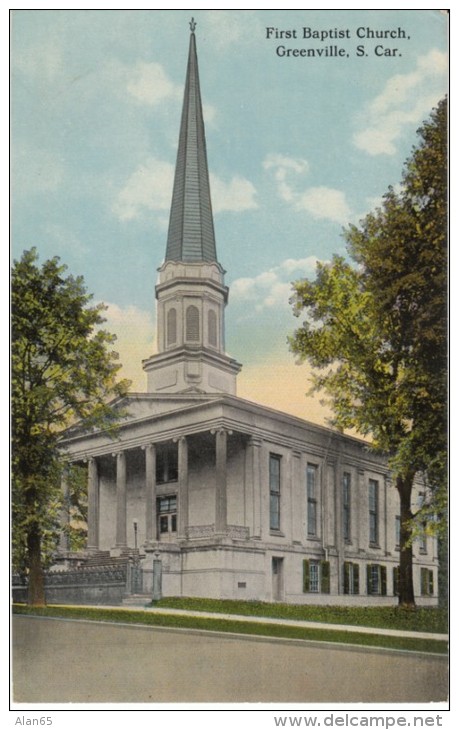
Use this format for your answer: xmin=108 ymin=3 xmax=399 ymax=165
xmin=55 ymin=23 xmax=438 ymax=606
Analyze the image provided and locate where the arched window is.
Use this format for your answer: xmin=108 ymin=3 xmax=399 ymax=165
xmin=208 ymin=309 xmax=217 ymax=347
xmin=186 ymin=305 xmax=200 ymax=342
xmin=167 ymin=308 xmax=177 ymax=346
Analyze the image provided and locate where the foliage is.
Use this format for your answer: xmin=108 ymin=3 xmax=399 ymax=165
xmin=289 ymin=98 xmax=447 ymax=605
xmin=11 ymin=248 xmax=130 ymax=603
xmin=156 ymin=596 xmax=448 ymax=633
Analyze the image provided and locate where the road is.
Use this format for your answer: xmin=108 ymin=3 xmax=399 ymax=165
xmin=13 ymin=616 xmax=448 ymax=704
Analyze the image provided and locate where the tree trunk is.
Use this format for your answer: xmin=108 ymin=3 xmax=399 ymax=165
xmin=27 ymin=526 xmax=46 ymax=606
xmin=396 ymin=473 xmax=416 ymax=608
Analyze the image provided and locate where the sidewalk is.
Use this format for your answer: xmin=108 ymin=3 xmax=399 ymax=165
xmin=102 ymin=604 xmax=448 ymax=641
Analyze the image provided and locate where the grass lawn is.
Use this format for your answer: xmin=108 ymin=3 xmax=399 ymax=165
xmin=12 ymin=603 xmax=448 ymax=655
xmin=155 ymin=596 xmax=448 ymax=633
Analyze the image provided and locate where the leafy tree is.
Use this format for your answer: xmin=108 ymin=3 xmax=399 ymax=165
xmin=12 ymin=248 xmax=130 ymax=605
xmin=290 ymin=98 xmax=447 ymax=607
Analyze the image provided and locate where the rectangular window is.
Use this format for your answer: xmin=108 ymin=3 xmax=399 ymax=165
xmin=309 ymin=561 xmax=319 ymax=592
xmin=420 ymin=568 xmax=434 ymax=596
xmin=307 ymin=464 xmax=318 ymax=537
xmin=157 ymin=495 xmax=177 ymax=535
xmin=366 ymin=563 xmax=387 ymax=596
xmin=369 ymin=479 xmax=379 ymax=545
xmin=343 ymin=561 xmax=360 ymax=594
xmin=343 ymin=472 xmax=351 ymax=542
xmin=302 ymin=560 xmax=330 ymax=594
xmin=419 ymin=529 xmax=427 ymax=554
xmin=156 ymin=448 xmax=178 ymax=484
xmin=269 ymin=454 xmax=281 ymax=531
xmin=395 ymin=515 xmax=401 ymax=549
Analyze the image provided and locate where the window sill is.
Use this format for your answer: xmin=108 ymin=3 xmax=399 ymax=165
xmin=270 ymin=530 xmax=285 ymax=537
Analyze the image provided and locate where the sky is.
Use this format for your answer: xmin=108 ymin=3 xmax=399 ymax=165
xmin=10 ymin=8 xmax=449 ymax=425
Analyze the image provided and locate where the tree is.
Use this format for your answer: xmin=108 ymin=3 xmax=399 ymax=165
xmin=290 ymin=98 xmax=447 ymax=607
xmin=12 ymin=248 xmax=130 ymax=606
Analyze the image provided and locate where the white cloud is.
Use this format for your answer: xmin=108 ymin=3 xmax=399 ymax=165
xmin=113 ymin=158 xmax=257 ymax=221
xmin=263 ymin=154 xmax=309 ymax=203
xmin=296 ymin=186 xmax=351 ymax=224
xmin=264 ymin=154 xmax=351 ymax=223
xmin=210 ymin=174 xmax=258 ymax=212
xmin=112 ymin=157 xmax=174 ymax=221
xmin=126 ymin=61 xmax=182 ymax=106
xmin=353 ymin=49 xmax=447 ymax=156
xmin=231 ymin=256 xmax=322 ymax=313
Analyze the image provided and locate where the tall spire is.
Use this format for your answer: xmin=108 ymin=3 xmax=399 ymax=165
xmin=165 ymin=20 xmax=217 ymax=263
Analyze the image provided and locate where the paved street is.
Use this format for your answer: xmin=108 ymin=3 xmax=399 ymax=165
xmin=13 ymin=616 xmax=448 ymax=704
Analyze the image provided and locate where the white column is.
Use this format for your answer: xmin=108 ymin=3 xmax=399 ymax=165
xmin=144 ymin=443 xmax=157 ymax=544
xmin=115 ymin=451 xmax=127 ymax=548
xmin=215 ymin=429 xmax=229 ymax=533
xmin=177 ymin=437 xmax=188 ymax=538
xmin=291 ymin=451 xmax=302 ymax=543
xmin=87 ymin=458 xmax=99 ymax=551
xmin=247 ymin=437 xmax=262 ymax=538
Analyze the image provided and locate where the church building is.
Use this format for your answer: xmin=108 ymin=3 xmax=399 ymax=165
xmin=55 ymin=23 xmax=438 ymax=606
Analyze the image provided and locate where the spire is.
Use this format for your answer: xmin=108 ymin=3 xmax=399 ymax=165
xmin=165 ymin=20 xmax=218 ymax=263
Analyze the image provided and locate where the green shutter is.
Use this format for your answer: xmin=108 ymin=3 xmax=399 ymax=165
xmin=381 ymin=565 xmax=387 ymax=596
xmin=303 ymin=560 xmax=310 ymax=593
xmin=393 ymin=566 xmax=400 ymax=596
xmin=366 ymin=564 xmax=372 ymax=594
xmin=428 ymin=570 xmax=434 ymax=596
xmin=321 ymin=560 xmax=330 ymax=593
xmin=353 ymin=563 xmax=360 ymax=595
xmin=343 ymin=562 xmax=350 ymax=594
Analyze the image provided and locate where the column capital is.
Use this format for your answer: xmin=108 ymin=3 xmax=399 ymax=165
xmin=141 ymin=442 xmax=156 ymax=451
xmin=173 ymin=435 xmax=187 ymax=444
xmin=211 ymin=428 xmax=233 ymax=436
xmin=112 ymin=450 xmax=126 ymax=460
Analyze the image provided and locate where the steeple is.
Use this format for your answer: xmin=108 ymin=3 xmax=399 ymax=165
xmin=143 ymin=21 xmax=242 ymax=395
xmin=166 ymin=19 xmax=217 ymax=263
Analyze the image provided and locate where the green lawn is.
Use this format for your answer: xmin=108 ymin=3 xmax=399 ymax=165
xmin=13 ymin=604 xmax=448 ymax=655
xmin=155 ymin=596 xmax=448 ymax=633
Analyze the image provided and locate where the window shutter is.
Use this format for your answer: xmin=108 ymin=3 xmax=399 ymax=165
xmin=366 ymin=564 xmax=372 ymax=594
xmin=381 ymin=565 xmax=387 ymax=596
xmin=343 ymin=562 xmax=350 ymax=594
xmin=393 ymin=566 xmax=399 ymax=596
xmin=353 ymin=563 xmax=360 ymax=595
xmin=321 ymin=560 xmax=330 ymax=593
xmin=428 ymin=570 xmax=434 ymax=596
xmin=303 ymin=560 xmax=310 ymax=593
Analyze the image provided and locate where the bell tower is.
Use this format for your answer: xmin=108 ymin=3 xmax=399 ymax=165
xmin=143 ymin=20 xmax=242 ymax=394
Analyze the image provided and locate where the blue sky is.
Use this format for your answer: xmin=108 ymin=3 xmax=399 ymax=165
xmin=10 ymin=8 xmax=448 ymax=422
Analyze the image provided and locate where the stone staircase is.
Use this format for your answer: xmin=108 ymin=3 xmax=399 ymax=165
xmin=121 ymin=593 xmax=152 ymax=607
